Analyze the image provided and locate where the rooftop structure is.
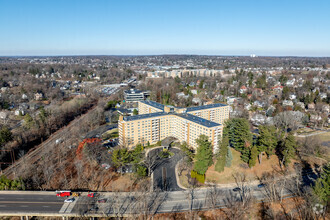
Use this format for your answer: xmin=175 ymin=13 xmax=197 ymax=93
xmin=124 ymin=89 xmax=150 ymax=103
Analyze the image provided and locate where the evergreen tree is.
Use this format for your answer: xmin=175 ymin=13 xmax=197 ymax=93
xmin=23 ymin=113 xmax=34 ymax=129
xmin=256 ymin=73 xmax=267 ymax=89
xmin=277 ymin=134 xmax=298 ymax=167
xmin=225 ymin=147 xmax=233 ymax=167
xmin=282 ymin=86 xmax=290 ymax=99
xmin=248 ymin=145 xmax=258 ymax=168
xmin=215 ymin=136 xmax=228 ymax=172
xmin=279 ymin=74 xmax=288 ymax=84
xmin=194 ymin=135 xmax=213 ymax=175
xmin=0 ymin=126 xmax=12 ymax=146
xmin=199 ymin=80 xmax=204 ymax=89
xmin=257 ymin=125 xmax=278 ymax=163
xmin=112 ymin=148 xmax=130 ymax=169
xmin=131 ymin=144 xmax=143 ymax=164
xmin=180 ymin=142 xmax=194 ymax=162
xmin=38 ymin=107 xmax=49 ymax=126
xmin=224 ymin=118 xmax=253 ymax=163
xmin=313 ymin=163 xmax=330 ymax=205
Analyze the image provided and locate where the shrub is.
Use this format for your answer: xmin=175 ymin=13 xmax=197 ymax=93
xmin=0 ymin=175 xmax=25 ymax=190
xmin=136 ymin=164 xmax=147 ymax=177
xmin=190 ymin=170 xmax=205 ymax=184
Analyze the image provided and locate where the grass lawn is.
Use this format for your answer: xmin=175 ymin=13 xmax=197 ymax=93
xmin=109 ymin=173 xmax=150 ymax=191
xmin=204 ymin=148 xmax=296 ymax=184
xmin=102 ymin=128 xmax=119 ymax=140
xmin=178 ymin=170 xmax=190 ymax=188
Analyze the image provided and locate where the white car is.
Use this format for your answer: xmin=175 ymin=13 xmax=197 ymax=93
xmin=64 ymin=198 xmax=75 ymax=203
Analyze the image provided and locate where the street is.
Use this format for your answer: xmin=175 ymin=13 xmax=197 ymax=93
xmin=0 ymin=193 xmax=64 ymax=213
xmin=151 ymin=147 xmax=184 ymax=191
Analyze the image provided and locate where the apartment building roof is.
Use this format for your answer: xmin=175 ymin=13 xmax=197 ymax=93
xmin=186 ymin=103 xmax=227 ymax=112
xmin=176 ymin=113 xmax=221 ymax=128
xmin=122 ymin=111 xmax=221 ymax=128
xmin=139 ymin=100 xmax=164 ymax=110
xmin=122 ymin=112 xmax=168 ymax=121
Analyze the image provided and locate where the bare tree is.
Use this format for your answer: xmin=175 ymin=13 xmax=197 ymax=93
xmin=297 ymin=135 xmax=325 ymax=156
xmin=205 ymin=184 xmax=221 ymax=219
xmin=43 ymin=164 xmax=54 ymax=188
xmin=232 ymin=173 xmax=253 ymax=206
xmin=285 ymin=173 xmax=320 ymax=219
xmin=133 ymin=188 xmax=167 ymax=220
xmin=223 ymin=193 xmax=251 ymax=220
xmin=184 ymin=179 xmax=200 ymax=220
xmin=258 ymin=169 xmax=288 ymax=203
xmin=177 ymin=156 xmax=192 ymax=176
xmin=144 ymin=150 xmax=160 ymax=177
xmin=274 ymin=111 xmax=305 ymax=132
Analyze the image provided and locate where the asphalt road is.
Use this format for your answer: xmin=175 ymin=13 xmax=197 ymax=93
xmin=150 ymin=148 xmax=184 ymax=191
xmin=0 ymin=193 xmax=64 ymax=213
xmin=84 ymin=124 xmax=118 ymax=139
xmin=0 ymin=183 xmax=309 ymax=216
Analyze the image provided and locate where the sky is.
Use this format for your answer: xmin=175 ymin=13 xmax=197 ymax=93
xmin=0 ymin=0 xmax=330 ymax=56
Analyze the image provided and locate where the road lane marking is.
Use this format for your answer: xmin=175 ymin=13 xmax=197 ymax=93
xmin=65 ymin=197 xmax=79 ymax=213
xmin=0 ymin=205 xmax=7 ymax=207
xmin=59 ymin=202 xmax=70 ymax=213
xmin=20 ymin=205 xmax=29 ymax=207
xmin=42 ymin=206 xmax=50 ymax=207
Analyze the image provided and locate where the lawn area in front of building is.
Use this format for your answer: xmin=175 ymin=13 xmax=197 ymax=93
xmin=204 ymin=148 xmax=296 ymax=184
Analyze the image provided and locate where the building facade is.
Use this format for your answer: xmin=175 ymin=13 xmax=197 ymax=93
xmin=119 ymin=100 xmax=230 ymax=152
xmin=124 ymin=89 xmax=150 ymax=102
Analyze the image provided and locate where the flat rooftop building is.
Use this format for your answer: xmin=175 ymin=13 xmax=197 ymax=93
xmin=124 ymin=89 xmax=150 ymax=103
xmin=119 ymin=100 xmax=230 ymax=152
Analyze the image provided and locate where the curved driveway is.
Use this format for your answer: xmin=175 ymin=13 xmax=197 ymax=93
xmin=149 ymin=148 xmax=184 ymax=191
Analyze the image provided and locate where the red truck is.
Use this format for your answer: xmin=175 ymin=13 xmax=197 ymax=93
xmin=56 ymin=191 xmax=71 ymax=197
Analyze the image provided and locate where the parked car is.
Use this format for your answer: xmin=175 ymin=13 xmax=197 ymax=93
xmin=97 ymin=198 xmax=107 ymax=203
xmin=258 ymin=183 xmax=266 ymax=188
xmin=90 ymin=206 xmax=99 ymax=212
xmin=88 ymin=193 xmax=95 ymax=198
xmin=56 ymin=191 xmax=71 ymax=197
xmin=72 ymin=192 xmax=80 ymax=197
xmin=232 ymin=187 xmax=241 ymax=192
xmin=64 ymin=198 xmax=75 ymax=203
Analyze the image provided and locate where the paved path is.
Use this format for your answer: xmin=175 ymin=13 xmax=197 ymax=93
xmin=295 ymin=130 xmax=329 ymax=138
xmin=149 ymin=148 xmax=184 ymax=191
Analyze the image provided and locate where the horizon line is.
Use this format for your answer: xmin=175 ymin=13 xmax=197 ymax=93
xmin=0 ymin=54 xmax=330 ymax=58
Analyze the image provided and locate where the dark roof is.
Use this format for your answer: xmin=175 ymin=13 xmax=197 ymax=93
xmin=139 ymin=100 xmax=164 ymax=110
xmin=186 ymin=103 xmax=227 ymax=112
xmin=176 ymin=113 xmax=221 ymax=128
xmin=123 ymin=112 xmax=168 ymax=121
xmin=117 ymin=108 xmax=132 ymax=114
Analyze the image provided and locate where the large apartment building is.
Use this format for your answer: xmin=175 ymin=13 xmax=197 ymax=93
xmin=119 ymin=100 xmax=229 ymax=152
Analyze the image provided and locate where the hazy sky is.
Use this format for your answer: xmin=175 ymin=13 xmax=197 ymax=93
xmin=1 ymin=0 xmax=330 ymax=56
